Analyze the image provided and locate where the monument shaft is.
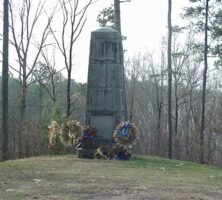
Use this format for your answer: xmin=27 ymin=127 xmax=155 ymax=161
xmin=85 ymin=27 xmax=125 ymax=141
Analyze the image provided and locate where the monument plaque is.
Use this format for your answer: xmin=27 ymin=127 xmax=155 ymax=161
xmin=85 ymin=27 xmax=125 ymax=143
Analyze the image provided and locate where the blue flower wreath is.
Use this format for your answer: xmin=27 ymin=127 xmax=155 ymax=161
xmin=113 ymin=121 xmax=138 ymax=147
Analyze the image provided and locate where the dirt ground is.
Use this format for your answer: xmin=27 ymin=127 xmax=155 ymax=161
xmin=0 ymin=155 xmax=222 ymax=200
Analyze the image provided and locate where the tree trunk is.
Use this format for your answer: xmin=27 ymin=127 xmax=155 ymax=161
xmin=168 ymin=0 xmax=173 ymax=159
xmin=51 ymin=74 xmax=56 ymax=105
xmin=19 ymin=75 xmax=27 ymax=158
xmin=129 ymin=75 xmax=136 ymax=122
xmin=185 ymin=104 xmax=190 ymax=160
xmin=39 ymin=86 xmax=43 ymax=117
xmin=174 ymin=80 xmax=180 ymax=159
xmin=67 ymin=69 xmax=71 ymax=117
xmin=157 ymin=105 xmax=162 ymax=156
xmin=2 ymin=0 xmax=9 ymax=161
xmin=200 ymin=0 xmax=209 ymax=164
xmin=154 ymin=71 xmax=163 ymax=156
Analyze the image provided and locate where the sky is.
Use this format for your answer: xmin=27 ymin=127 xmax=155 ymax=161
xmin=72 ymin=0 xmax=188 ymax=83
xmin=0 ymin=0 xmax=189 ymax=83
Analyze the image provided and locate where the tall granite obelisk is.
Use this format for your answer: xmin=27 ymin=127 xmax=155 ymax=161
xmin=85 ymin=27 xmax=125 ymax=143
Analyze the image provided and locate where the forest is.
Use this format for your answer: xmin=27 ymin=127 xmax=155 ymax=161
xmin=1 ymin=0 xmax=222 ymax=166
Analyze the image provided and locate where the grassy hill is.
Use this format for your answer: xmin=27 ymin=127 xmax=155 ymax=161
xmin=0 ymin=155 xmax=222 ymax=200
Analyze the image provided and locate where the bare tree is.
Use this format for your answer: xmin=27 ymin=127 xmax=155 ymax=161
xmin=151 ymin=50 xmax=165 ymax=156
xmin=131 ymin=52 xmax=167 ymax=156
xmin=9 ymin=0 xmax=55 ymax=157
xmin=51 ymin=0 xmax=94 ymax=117
xmin=2 ymin=0 xmax=9 ymax=161
xmin=171 ymin=30 xmax=190 ymax=159
xmin=31 ymin=48 xmax=65 ymax=106
xmin=129 ymin=53 xmax=157 ymax=155
xmin=125 ymin=55 xmax=140 ymax=122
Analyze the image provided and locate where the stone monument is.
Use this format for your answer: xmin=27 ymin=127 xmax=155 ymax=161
xmin=85 ymin=27 xmax=125 ymax=144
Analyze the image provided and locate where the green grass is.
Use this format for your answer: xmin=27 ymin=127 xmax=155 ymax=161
xmin=122 ymin=156 xmax=222 ymax=186
xmin=0 ymin=155 xmax=222 ymax=199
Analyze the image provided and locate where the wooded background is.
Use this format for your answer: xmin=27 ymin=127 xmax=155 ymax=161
xmin=1 ymin=0 xmax=222 ymax=166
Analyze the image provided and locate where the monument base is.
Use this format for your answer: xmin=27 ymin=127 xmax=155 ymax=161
xmin=77 ymin=148 xmax=95 ymax=159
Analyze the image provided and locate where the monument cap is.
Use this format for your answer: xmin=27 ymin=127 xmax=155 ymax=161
xmin=91 ymin=27 xmax=120 ymax=39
